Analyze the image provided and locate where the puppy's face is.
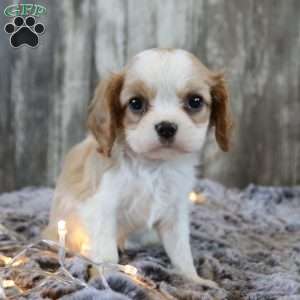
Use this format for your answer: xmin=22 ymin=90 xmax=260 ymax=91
xmin=121 ymin=50 xmax=215 ymax=160
xmin=88 ymin=49 xmax=231 ymax=159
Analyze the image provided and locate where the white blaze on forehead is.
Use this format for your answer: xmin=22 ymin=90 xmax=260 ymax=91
xmin=127 ymin=49 xmax=196 ymax=92
xmin=124 ymin=49 xmax=212 ymax=109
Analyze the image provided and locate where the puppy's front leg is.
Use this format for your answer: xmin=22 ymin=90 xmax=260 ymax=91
xmin=81 ymin=189 xmax=119 ymax=264
xmin=156 ymin=206 xmax=218 ymax=289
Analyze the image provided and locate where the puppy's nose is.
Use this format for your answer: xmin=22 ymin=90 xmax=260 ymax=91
xmin=155 ymin=121 xmax=178 ymax=140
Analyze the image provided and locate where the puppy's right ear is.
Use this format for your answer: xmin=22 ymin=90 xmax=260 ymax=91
xmin=87 ymin=73 xmax=124 ymax=157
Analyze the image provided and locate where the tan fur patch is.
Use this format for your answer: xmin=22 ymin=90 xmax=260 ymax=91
xmin=55 ymin=135 xmax=111 ymax=201
xmin=122 ymin=79 xmax=156 ymax=127
xmin=87 ymin=73 xmax=125 ymax=157
xmin=210 ymin=73 xmax=233 ymax=151
xmin=177 ymin=79 xmax=211 ymax=125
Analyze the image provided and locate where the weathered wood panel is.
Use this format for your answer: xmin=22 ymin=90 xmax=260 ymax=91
xmin=0 ymin=0 xmax=299 ymax=192
xmin=0 ymin=0 xmax=16 ymax=191
xmin=202 ymin=1 xmax=300 ymax=186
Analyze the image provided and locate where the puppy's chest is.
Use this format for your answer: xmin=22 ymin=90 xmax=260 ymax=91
xmin=116 ymin=160 xmax=193 ymax=228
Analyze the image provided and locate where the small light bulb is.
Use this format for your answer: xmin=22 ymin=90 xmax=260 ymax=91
xmin=0 ymin=255 xmax=12 ymax=265
xmin=57 ymin=220 xmax=67 ymax=262
xmin=189 ymin=191 xmax=198 ymax=202
xmin=58 ymin=220 xmax=67 ymax=233
xmin=123 ymin=264 xmax=138 ymax=276
xmin=2 ymin=280 xmax=15 ymax=288
xmin=189 ymin=191 xmax=206 ymax=204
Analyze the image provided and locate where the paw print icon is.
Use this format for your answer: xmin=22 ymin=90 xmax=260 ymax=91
xmin=4 ymin=16 xmax=45 ymax=48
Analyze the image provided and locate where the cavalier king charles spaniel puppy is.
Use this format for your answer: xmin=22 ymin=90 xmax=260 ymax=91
xmin=44 ymin=48 xmax=231 ymax=288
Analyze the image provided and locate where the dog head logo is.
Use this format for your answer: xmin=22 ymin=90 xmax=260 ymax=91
xmin=4 ymin=4 xmax=46 ymax=48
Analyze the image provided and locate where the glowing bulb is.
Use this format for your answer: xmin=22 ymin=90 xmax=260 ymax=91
xmin=58 ymin=220 xmax=67 ymax=244
xmin=0 ymin=255 xmax=12 ymax=265
xmin=58 ymin=220 xmax=67 ymax=234
xmin=2 ymin=280 xmax=15 ymax=288
xmin=122 ymin=264 xmax=138 ymax=276
xmin=189 ymin=191 xmax=206 ymax=204
xmin=189 ymin=192 xmax=198 ymax=202
xmin=57 ymin=220 xmax=67 ymax=263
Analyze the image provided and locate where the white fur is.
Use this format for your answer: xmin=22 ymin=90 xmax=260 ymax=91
xmin=80 ymin=149 xmax=201 ymax=278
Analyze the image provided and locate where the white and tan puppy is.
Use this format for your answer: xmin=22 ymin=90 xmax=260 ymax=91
xmin=44 ymin=48 xmax=231 ymax=288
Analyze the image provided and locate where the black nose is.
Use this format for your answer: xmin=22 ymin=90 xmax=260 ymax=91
xmin=155 ymin=121 xmax=178 ymax=140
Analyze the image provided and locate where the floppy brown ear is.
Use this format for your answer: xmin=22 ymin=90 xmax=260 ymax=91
xmin=87 ymin=72 xmax=124 ymax=157
xmin=210 ymin=73 xmax=233 ymax=152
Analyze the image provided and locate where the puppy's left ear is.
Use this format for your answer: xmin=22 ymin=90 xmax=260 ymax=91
xmin=210 ymin=73 xmax=233 ymax=152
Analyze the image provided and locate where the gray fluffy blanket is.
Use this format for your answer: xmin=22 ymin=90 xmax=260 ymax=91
xmin=0 ymin=180 xmax=300 ymax=299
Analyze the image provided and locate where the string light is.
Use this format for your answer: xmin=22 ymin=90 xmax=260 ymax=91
xmin=0 ymin=254 xmax=27 ymax=298
xmin=0 ymin=219 xmax=170 ymax=299
xmin=0 ymin=239 xmax=146 ymax=297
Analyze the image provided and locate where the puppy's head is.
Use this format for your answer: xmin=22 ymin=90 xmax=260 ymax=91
xmin=88 ymin=49 xmax=232 ymax=159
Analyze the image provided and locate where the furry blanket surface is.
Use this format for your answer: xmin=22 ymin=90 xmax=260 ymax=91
xmin=0 ymin=180 xmax=300 ymax=300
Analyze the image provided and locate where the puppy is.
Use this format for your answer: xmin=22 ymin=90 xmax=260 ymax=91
xmin=44 ymin=48 xmax=231 ymax=288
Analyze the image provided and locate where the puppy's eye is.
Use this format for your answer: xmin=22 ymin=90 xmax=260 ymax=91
xmin=128 ymin=97 xmax=146 ymax=113
xmin=184 ymin=94 xmax=205 ymax=113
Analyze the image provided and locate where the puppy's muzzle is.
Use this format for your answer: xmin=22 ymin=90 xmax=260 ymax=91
xmin=155 ymin=121 xmax=178 ymax=142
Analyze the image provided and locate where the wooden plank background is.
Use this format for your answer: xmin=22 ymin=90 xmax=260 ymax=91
xmin=0 ymin=0 xmax=299 ymax=192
